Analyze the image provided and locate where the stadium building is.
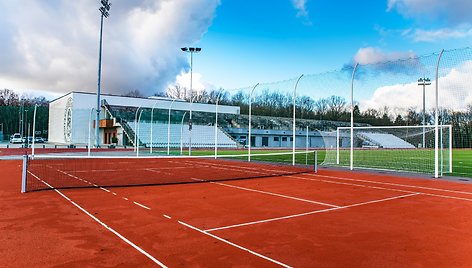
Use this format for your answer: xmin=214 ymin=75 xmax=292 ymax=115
xmin=48 ymin=92 xmax=240 ymax=147
xmin=48 ymin=91 xmax=350 ymax=149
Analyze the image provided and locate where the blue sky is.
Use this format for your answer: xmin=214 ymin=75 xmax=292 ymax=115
xmin=0 ymin=0 xmax=471 ymax=99
xmin=196 ymin=0 xmax=472 ymax=90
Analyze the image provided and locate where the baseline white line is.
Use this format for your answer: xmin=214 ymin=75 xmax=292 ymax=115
xmin=191 ymin=178 xmax=339 ymax=208
xmin=28 ymin=172 xmax=167 ymax=268
xmin=306 ymin=174 xmax=472 ymax=202
xmin=309 ymin=173 xmax=472 ymax=196
xmin=289 ymin=175 xmax=417 ymax=194
xmin=205 ymin=193 xmax=419 ymax=232
xmin=178 ymin=220 xmax=292 ymax=268
xmin=134 ymin=201 xmax=151 ymax=210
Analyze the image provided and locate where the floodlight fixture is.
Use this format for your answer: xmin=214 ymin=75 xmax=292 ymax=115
xmin=417 ymin=76 xmax=431 ymax=148
xmin=180 ymin=46 xmax=202 ymax=155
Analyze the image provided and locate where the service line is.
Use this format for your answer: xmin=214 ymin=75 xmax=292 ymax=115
xmin=205 ymin=193 xmax=419 ymax=232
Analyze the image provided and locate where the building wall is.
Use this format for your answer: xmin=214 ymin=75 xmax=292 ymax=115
xmin=226 ymin=128 xmax=345 ymax=149
xmin=48 ymin=93 xmax=72 ymax=143
xmin=49 ymin=92 xmax=241 ymax=145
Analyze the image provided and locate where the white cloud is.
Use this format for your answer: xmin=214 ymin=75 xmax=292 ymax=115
xmin=291 ymin=0 xmax=308 ymax=17
xmin=173 ymin=72 xmax=216 ymax=94
xmin=387 ymin=0 xmax=472 ymax=25
xmin=0 ymin=0 xmax=220 ymax=96
xmin=411 ymin=27 xmax=472 ymax=42
xmin=360 ymin=60 xmax=472 ymax=114
xmin=353 ymin=47 xmax=416 ymax=65
xmin=291 ymin=0 xmax=311 ymax=25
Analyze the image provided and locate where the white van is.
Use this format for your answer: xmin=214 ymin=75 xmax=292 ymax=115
xmin=10 ymin=133 xmax=22 ymax=143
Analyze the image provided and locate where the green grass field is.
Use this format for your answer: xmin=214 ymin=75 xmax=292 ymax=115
xmin=167 ymin=148 xmax=472 ymax=178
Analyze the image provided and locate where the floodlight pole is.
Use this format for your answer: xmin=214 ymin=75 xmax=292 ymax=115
xmin=181 ymin=47 xmax=202 ymax=156
xmin=136 ymin=109 xmax=144 ymax=157
xmin=434 ymin=49 xmax=444 ymax=178
xmin=293 ymin=74 xmax=304 ymax=165
xmin=150 ymin=101 xmax=159 ymax=154
xmin=248 ymin=83 xmax=259 ymax=162
xmin=96 ymin=0 xmax=111 ymax=148
xmin=31 ymin=105 xmax=38 ymax=157
xmin=134 ymin=106 xmax=142 ymax=152
xmin=418 ymin=77 xmax=431 ymax=148
xmin=214 ymin=90 xmax=223 ymax=159
xmin=188 ymin=95 xmax=197 ymax=155
xmin=350 ymin=63 xmax=359 ymax=171
xmin=180 ymin=112 xmax=187 ymax=155
xmin=88 ymin=108 xmax=95 ymax=157
xmin=167 ymin=99 xmax=176 ymax=155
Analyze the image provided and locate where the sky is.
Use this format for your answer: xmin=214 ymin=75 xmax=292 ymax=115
xmin=0 ymin=0 xmax=471 ymax=107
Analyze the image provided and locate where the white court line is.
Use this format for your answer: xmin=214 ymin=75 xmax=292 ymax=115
xmin=163 ymin=215 xmax=172 ymax=219
xmin=178 ymin=220 xmax=292 ymax=268
xmin=306 ymin=174 xmax=472 ymax=202
xmin=134 ymin=201 xmax=151 ymax=210
xmin=205 ymin=193 xmax=420 ymax=232
xmin=190 ymin=178 xmax=339 ymax=208
xmin=28 ymin=172 xmax=167 ymax=268
xmin=289 ymin=175 xmax=418 ymax=195
xmin=183 ymin=160 xmax=289 ymax=177
xmin=100 ymin=187 xmax=110 ymax=193
xmin=309 ymin=173 xmax=472 ymax=196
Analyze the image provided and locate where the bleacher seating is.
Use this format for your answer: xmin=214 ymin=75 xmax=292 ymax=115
xmin=358 ymin=132 xmax=415 ymax=149
xmin=129 ymin=121 xmax=238 ymax=148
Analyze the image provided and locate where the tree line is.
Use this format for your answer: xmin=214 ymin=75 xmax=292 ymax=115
xmin=0 ymin=89 xmax=49 ymax=139
xmin=1 ymin=87 xmax=471 ymax=148
xmin=162 ymin=86 xmax=472 ymax=148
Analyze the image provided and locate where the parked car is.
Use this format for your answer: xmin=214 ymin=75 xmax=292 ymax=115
xmin=34 ymin=137 xmax=45 ymax=143
xmin=10 ymin=133 xmax=22 ymax=144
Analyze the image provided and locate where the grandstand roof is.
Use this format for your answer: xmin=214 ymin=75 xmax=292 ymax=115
xmin=50 ymin=91 xmax=240 ymax=115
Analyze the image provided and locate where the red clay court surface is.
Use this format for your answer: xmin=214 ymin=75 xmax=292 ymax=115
xmin=1 ymin=158 xmax=472 ymax=267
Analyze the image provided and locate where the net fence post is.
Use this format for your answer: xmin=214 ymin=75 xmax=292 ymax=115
xmin=350 ymin=63 xmax=359 ymax=171
xmin=336 ymin=127 xmax=340 ymax=165
xmin=449 ymin=125 xmax=453 ymax=173
xmin=305 ymin=126 xmax=308 ymax=165
xmin=434 ymin=49 xmax=444 ymax=178
xmin=293 ymin=74 xmax=304 ymax=166
xmin=32 ymin=104 xmax=37 ymax=157
xmin=314 ymin=151 xmax=318 ymax=173
xmin=21 ymin=154 xmax=28 ymax=193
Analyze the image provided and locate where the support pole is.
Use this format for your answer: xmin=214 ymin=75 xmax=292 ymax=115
xmin=248 ymin=83 xmax=259 ymax=162
xmin=293 ymin=74 xmax=304 ymax=165
xmin=214 ymin=90 xmax=223 ymax=159
xmin=88 ymin=108 xmax=95 ymax=157
xmin=136 ymin=109 xmax=143 ymax=157
xmin=31 ymin=105 xmax=38 ymax=157
xmin=350 ymin=63 xmax=359 ymax=170
xmin=150 ymin=101 xmax=158 ymax=154
xmin=434 ymin=49 xmax=444 ymax=178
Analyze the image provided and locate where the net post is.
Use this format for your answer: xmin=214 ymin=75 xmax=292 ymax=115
xmin=336 ymin=127 xmax=340 ymax=165
xmin=449 ymin=125 xmax=453 ymax=173
xmin=314 ymin=151 xmax=318 ymax=173
xmin=21 ymin=154 xmax=28 ymax=193
xmin=434 ymin=49 xmax=444 ymax=178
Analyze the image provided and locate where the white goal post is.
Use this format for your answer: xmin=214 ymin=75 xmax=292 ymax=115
xmin=331 ymin=125 xmax=452 ymax=176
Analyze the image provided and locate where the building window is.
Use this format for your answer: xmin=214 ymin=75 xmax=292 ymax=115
xmin=290 ymin=137 xmax=293 ymax=141
xmin=282 ymin=137 xmax=287 ymax=141
xmin=274 ymin=137 xmax=279 ymax=141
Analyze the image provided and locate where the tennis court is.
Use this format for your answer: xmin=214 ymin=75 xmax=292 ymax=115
xmin=1 ymin=154 xmax=472 ymax=267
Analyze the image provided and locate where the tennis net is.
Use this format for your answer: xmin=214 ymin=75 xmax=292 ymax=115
xmin=22 ymin=151 xmax=317 ymax=192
